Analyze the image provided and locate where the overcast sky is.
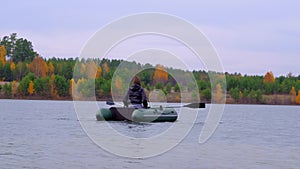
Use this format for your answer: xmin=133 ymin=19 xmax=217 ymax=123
xmin=1 ymin=0 xmax=299 ymax=76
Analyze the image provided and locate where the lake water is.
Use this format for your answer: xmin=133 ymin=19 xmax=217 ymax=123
xmin=1 ymin=99 xmax=300 ymax=169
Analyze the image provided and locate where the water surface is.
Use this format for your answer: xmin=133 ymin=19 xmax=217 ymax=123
xmin=1 ymin=100 xmax=299 ymax=169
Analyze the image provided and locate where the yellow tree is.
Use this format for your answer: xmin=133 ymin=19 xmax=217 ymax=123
xmin=86 ymin=61 xmax=97 ymax=79
xmin=28 ymin=81 xmax=35 ymax=95
xmin=215 ymin=83 xmax=223 ymax=102
xmin=80 ymin=63 xmax=86 ymax=77
xmin=290 ymin=86 xmax=296 ymax=104
xmin=263 ymin=71 xmax=275 ymax=83
xmin=76 ymin=78 xmax=86 ymax=98
xmin=69 ymin=78 xmax=75 ymax=97
xmin=96 ymin=66 xmax=102 ymax=78
xmin=0 ymin=45 xmax=6 ymax=64
xmin=11 ymin=80 xmax=18 ymax=97
xmin=10 ymin=62 xmax=16 ymax=71
xmin=48 ymin=61 xmax=55 ymax=75
xmin=10 ymin=62 xmax=16 ymax=79
xmin=77 ymin=78 xmax=85 ymax=86
xmin=114 ymin=75 xmax=123 ymax=92
xmin=29 ymin=56 xmax=49 ymax=78
xmin=296 ymin=91 xmax=300 ymax=105
xmin=102 ymin=62 xmax=110 ymax=75
xmin=153 ymin=64 xmax=168 ymax=84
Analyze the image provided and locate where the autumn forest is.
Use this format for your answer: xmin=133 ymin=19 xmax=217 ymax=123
xmin=1 ymin=33 xmax=300 ymax=105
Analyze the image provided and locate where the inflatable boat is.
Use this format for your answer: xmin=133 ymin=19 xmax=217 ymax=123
xmin=96 ymin=102 xmax=205 ymax=122
xmin=96 ymin=107 xmax=178 ymax=122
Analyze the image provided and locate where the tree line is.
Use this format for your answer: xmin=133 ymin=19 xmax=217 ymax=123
xmin=1 ymin=33 xmax=300 ymax=104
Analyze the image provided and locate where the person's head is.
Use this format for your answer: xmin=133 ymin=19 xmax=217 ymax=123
xmin=133 ymin=76 xmax=141 ymax=85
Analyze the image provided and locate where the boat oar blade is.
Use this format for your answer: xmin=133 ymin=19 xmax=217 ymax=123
xmin=184 ymin=103 xmax=206 ymax=109
xmin=106 ymin=100 xmax=115 ymax=105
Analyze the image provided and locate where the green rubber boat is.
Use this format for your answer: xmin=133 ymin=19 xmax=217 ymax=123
xmin=96 ymin=107 xmax=178 ymax=122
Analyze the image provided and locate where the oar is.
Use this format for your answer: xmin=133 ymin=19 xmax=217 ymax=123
xmin=106 ymin=100 xmax=116 ymax=105
xmin=183 ymin=102 xmax=206 ymax=108
xmin=106 ymin=100 xmax=124 ymax=106
xmin=164 ymin=102 xmax=206 ymax=109
xmin=106 ymin=100 xmax=205 ymax=109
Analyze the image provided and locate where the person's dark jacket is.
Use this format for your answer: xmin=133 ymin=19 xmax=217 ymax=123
xmin=123 ymin=84 xmax=148 ymax=108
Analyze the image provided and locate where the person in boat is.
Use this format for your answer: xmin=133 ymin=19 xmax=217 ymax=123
xmin=123 ymin=76 xmax=148 ymax=109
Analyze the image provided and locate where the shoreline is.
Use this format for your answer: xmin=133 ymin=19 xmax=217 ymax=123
xmin=1 ymin=95 xmax=298 ymax=106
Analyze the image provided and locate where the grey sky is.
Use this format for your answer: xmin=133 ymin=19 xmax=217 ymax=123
xmin=1 ymin=0 xmax=299 ymax=76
